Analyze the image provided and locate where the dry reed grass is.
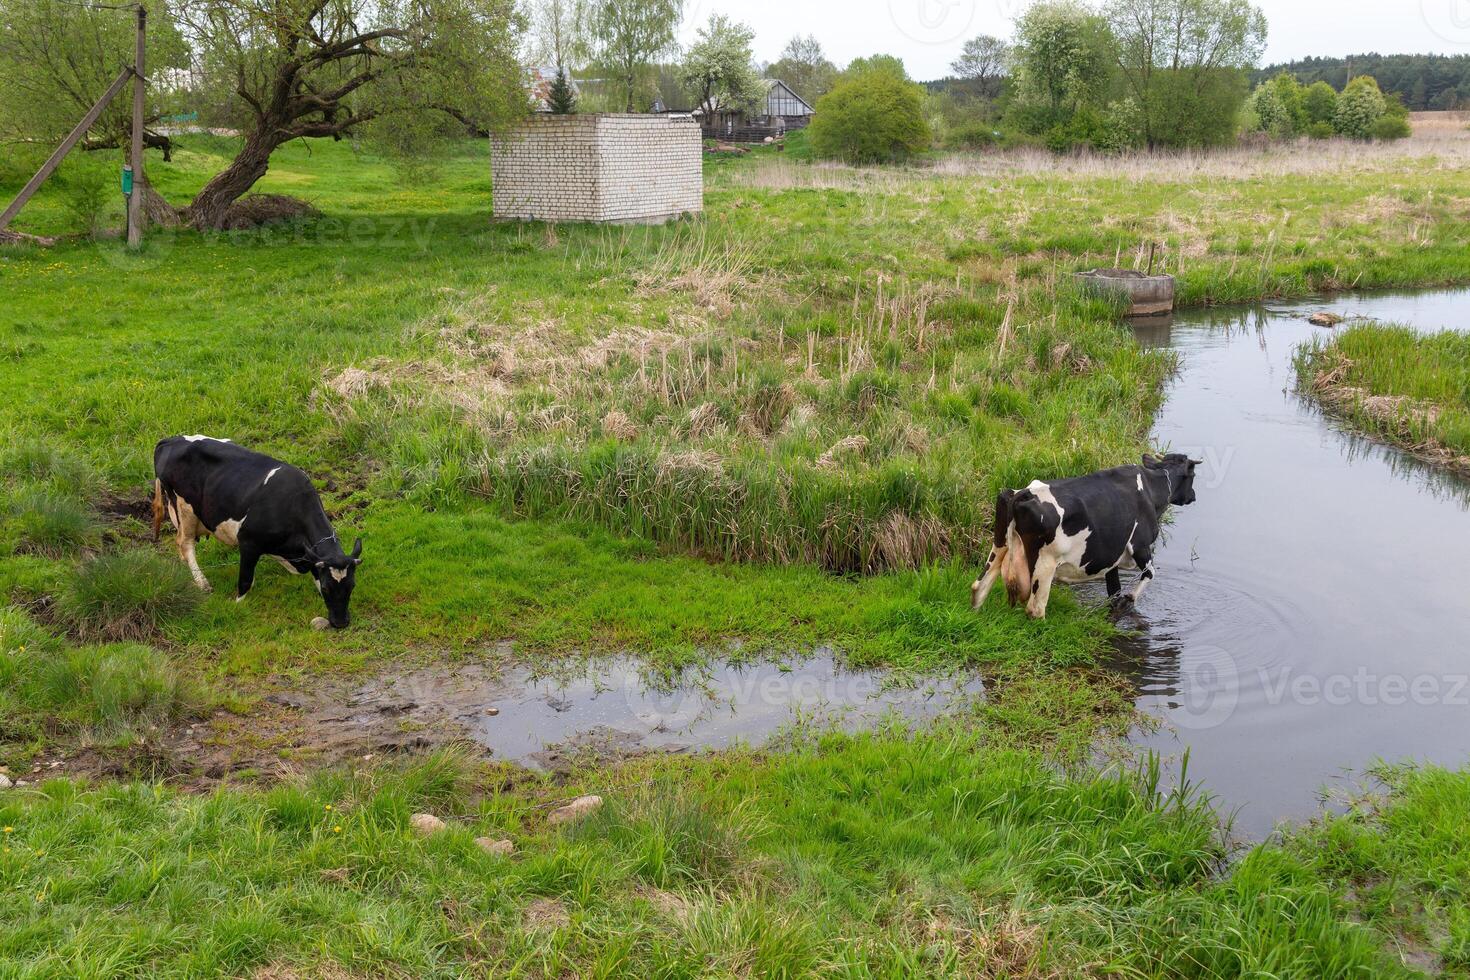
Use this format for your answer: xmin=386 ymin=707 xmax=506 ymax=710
xmin=720 ymin=126 xmax=1470 ymax=193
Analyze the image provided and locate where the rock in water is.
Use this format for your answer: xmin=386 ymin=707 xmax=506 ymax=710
xmin=1308 ymin=312 xmax=1344 ymax=327
xmin=410 ymin=813 xmax=447 ymax=836
xmin=476 ymin=837 xmax=515 ymax=856
xmin=548 ymin=795 xmax=604 ymax=826
xmin=311 ymin=617 xmax=331 ymax=631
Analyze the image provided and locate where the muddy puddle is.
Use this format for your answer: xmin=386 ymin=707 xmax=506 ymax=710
xmin=1114 ymin=288 xmax=1470 ymax=838
xmin=298 ymin=654 xmax=984 ymax=770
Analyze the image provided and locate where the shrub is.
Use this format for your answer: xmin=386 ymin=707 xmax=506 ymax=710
xmin=1333 ymin=76 xmax=1387 ymax=139
xmin=1306 ymin=121 xmax=1336 ymax=140
xmin=1370 ymin=97 xmax=1412 ymax=141
xmin=943 ymin=122 xmax=1001 ymax=151
xmin=1043 ymin=107 xmax=1108 ymax=153
xmin=1249 ymin=79 xmax=1295 ymax=138
xmin=4 ymin=488 xmax=100 ymax=557
xmin=55 ymin=549 xmax=201 ymax=642
xmin=809 ymin=71 xmax=931 ymax=164
xmin=1370 ymin=112 xmax=1412 ymax=141
xmin=51 ymin=156 xmax=117 ymax=237
xmin=1302 ymin=80 xmax=1338 ymax=127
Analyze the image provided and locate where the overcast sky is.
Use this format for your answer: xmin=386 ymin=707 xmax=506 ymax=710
xmin=677 ymin=0 xmax=1470 ymax=81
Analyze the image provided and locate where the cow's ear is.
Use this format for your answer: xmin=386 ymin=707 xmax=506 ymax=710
xmin=350 ymin=537 xmax=363 ymax=561
xmin=315 ymin=560 xmax=326 ymax=570
xmin=1142 ymin=454 xmax=1160 ymax=468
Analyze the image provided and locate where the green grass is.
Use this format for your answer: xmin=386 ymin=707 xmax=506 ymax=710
xmin=4 ymin=131 xmax=1470 ymax=976
xmin=53 ymin=549 xmax=202 ymax=643
xmin=1291 ymin=763 xmax=1470 ymax=973
xmin=1297 ymin=324 xmax=1470 ymax=466
xmin=0 ymin=607 xmax=208 ymax=762
xmin=0 ymin=736 xmax=1436 ymax=978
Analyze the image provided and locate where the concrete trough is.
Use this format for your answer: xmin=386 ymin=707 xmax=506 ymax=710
xmin=1075 ymin=268 xmax=1176 ymax=317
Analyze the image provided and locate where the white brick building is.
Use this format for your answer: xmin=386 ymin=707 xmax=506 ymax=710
xmin=490 ymin=114 xmax=703 ymax=224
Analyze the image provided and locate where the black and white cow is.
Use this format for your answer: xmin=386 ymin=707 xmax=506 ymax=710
xmin=971 ymin=454 xmax=1200 ymax=619
xmin=152 ymin=436 xmax=363 ymax=629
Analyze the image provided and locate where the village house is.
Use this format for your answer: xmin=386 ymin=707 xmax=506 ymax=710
xmin=696 ymin=79 xmax=815 ymax=142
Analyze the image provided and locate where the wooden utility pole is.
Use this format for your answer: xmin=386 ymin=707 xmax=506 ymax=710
xmin=0 ymin=68 xmax=133 ymax=233
xmin=0 ymin=2 xmax=148 ymax=242
xmin=127 ymin=4 xmax=147 ymax=249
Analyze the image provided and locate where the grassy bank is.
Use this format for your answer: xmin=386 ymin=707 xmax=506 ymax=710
xmin=1297 ymin=323 xmax=1470 ymax=471
xmin=3 ymin=734 xmax=1460 ymax=978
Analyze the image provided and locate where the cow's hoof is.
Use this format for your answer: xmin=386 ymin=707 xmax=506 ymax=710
xmin=1108 ymin=595 xmax=1136 ymax=614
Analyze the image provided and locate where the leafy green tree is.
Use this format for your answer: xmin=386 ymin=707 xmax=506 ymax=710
xmin=548 ymin=67 xmax=578 ymax=114
xmin=578 ymin=0 xmax=684 ymax=112
xmin=951 ymin=35 xmax=1010 ymax=100
xmin=766 ymin=35 xmax=837 ymax=104
xmin=844 ymin=54 xmax=911 ymax=82
xmin=1302 ymin=80 xmax=1338 ymax=126
xmin=170 ymin=0 xmax=525 ymax=229
xmin=1333 ymin=75 xmax=1387 ymax=139
xmin=1010 ymin=1 xmax=1115 ymax=134
xmin=808 ymin=70 xmax=931 ymax=164
xmin=1104 ymin=0 xmax=1266 ymax=148
xmin=1248 ymin=80 xmax=1288 ymax=135
xmin=678 ymin=15 xmax=761 ymax=119
xmin=1147 ymin=68 xmax=1248 ymax=146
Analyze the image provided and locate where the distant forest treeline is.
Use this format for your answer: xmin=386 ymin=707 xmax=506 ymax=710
xmin=1255 ymin=54 xmax=1470 ymax=110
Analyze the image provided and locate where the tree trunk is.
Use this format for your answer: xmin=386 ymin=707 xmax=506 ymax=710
xmin=183 ymin=129 xmax=280 ymax=230
xmin=140 ymin=177 xmax=180 ymax=228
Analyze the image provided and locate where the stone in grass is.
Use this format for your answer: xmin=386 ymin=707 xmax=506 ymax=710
xmin=311 ymin=617 xmax=331 ymax=631
xmin=548 ymin=795 xmax=603 ymax=826
xmin=476 ymin=837 xmax=515 ymax=857
xmin=410 ymin=812 xmax=447 ymax=836
xmin=0 ymin=774 xmax=11 ymax=790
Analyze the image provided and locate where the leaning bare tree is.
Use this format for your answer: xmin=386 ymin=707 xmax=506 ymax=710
xmin=175 ymin=0 xmax=525 ymax=228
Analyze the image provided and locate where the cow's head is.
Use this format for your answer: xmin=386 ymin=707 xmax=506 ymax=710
xmin=311 ymin=537 xmax=363 ymax=629
xmin=1144 ymin=453 xmax=1202 ymax=506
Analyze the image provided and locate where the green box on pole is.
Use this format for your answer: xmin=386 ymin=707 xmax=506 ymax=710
xmin=121 ymin=165 xmax=134 ymax=197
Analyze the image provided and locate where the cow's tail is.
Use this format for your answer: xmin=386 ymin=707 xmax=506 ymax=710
xmin=151 ymin=479 xmax=165 ymax=542
xmin=1001 ymin=491 xmax=1047 ymax=607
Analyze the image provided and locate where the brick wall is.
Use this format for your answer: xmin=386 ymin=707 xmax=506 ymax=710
xmin=490 ymin=114 xmax=703 ymax=224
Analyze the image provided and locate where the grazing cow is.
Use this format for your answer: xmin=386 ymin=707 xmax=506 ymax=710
xmin=152 ymin=436 xmax=363 ymax=629
xmin=971 ymin=454 xmax=1200 ymax=619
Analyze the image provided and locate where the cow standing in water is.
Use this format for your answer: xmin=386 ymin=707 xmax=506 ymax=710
xmin=972 ymin=454 xmax=1200 ymax=619
xmin=152 ymin=436 xmax=363 ymax=629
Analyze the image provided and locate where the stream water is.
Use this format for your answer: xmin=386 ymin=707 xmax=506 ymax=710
xmin=324 ymin=289 xmax=1465 ymax=838
xmin=1112 ymin=289 xmax=1470 ymax=838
